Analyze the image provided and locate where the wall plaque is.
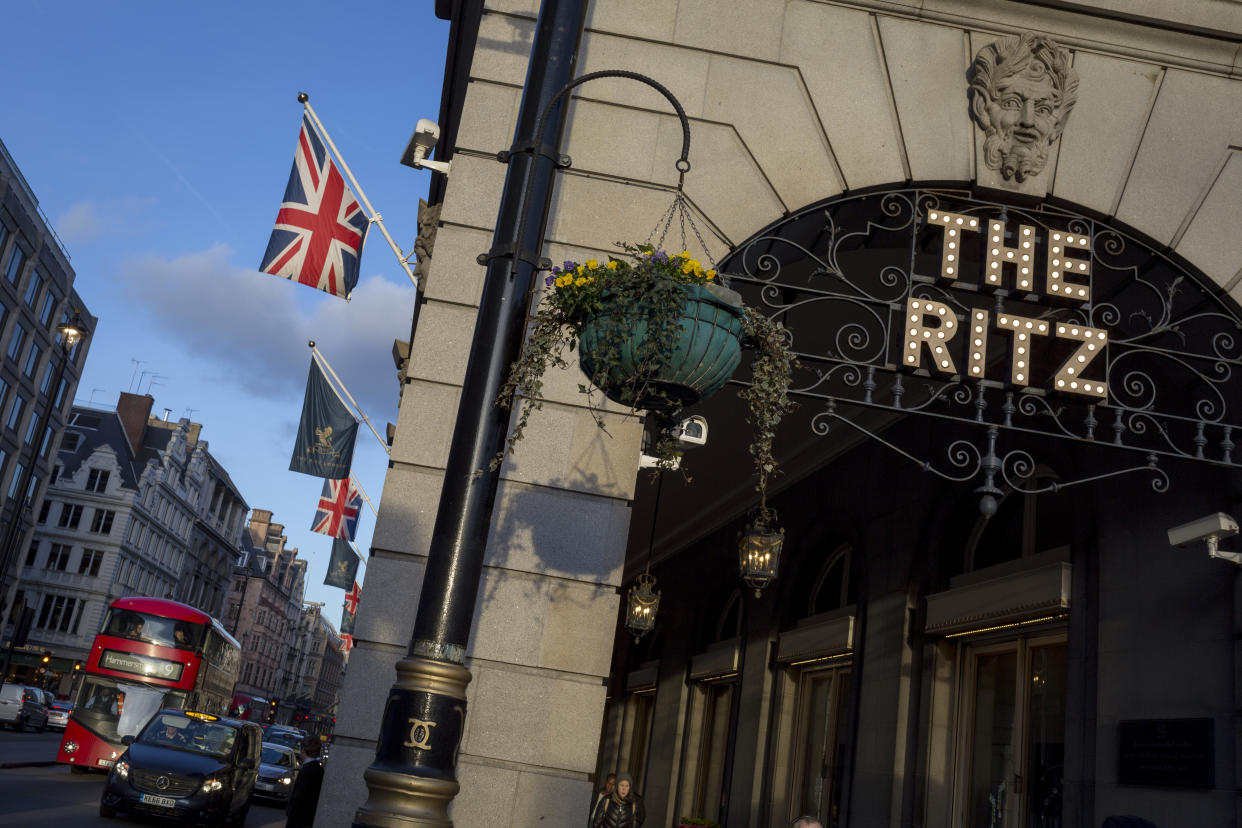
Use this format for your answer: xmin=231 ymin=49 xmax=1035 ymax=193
xmin=1118 ymin=718 xmax=1214 ymax=788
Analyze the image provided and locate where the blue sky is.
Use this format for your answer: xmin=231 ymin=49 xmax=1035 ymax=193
xmin=0 ymin=2 xmax=451 ymax=622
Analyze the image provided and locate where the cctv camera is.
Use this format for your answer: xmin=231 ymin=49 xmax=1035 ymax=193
xmin=400 ymin=118 xmax=450 ymax=175
xmin=676 ymin=415 xmax=708 ymax=448
xmin=1167 ymin=512 xmax=1239 ymax=548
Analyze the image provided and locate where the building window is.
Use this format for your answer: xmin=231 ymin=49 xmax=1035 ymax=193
xmin=37 ymin=499 xmax=52 ymax=524
xmin=79 ymin=548 xmax=104 ymax=576
xmin=7 ymin=463 xmax=22 ymax=499
xmin=85 ymin=468 xmax=109 ymax=493
xmin=60 ymin=431 xmax=81 ymax=453
xmin=24 ymin=408 xmax=40 ymax=444
xmin=49 ymin=464 xmax=62 ymax=485
xmin=90 ymin=509 xmax=115 ymax=535
xmin=6 ymin=323 xmax=26 ymax=361
xmin=45 ymin=543 xmax=71 ymax=571
xmin=0 ymin=380 xmax=8 ymax=418
xmin=23 ymin=271 xmax=41 ymax=307
xmin=4 ymin=245 xmax=25 ymax=285
xmin=24 ymin=540 xmax=39 ymax=567
xmin=22 ymin=343 xmax=40 ymax=379
xmin=39 ymin=291 xmax=56 ymax=328
xmin=54 ymin=378 xmax=68 ymax=412
xmin=36 ymin=594 xmax=78 ymax=633
xmin=59 ymin=504 xmax=83 ymax=529
xmin=6 ymin=395 xmax=24 ymax=432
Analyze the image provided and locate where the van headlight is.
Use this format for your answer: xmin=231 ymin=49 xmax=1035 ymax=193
xmin=200 ymin=776 xmax=224 ymax=793
xmin=114 ymin=760 xmax=129 ymax=779
xmin=279 ymin=775 xmax=294 ymax=785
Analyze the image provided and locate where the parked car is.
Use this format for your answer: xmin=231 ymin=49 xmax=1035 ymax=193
xmin=47 ymin=699 xmax=74 ymax=731
xmin=0 ymin=684 xmax=48 ymax=733
xmin=99 ymin=709 xmax=261 ymax=826
xmin=252 ymin=741 xmax=300 ymax=804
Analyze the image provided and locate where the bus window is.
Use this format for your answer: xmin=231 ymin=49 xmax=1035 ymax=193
xmin=101 ymin=609 xmax=204 ymax=650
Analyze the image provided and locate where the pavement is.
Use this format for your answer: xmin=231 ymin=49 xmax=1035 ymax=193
xmin=0 ymin=728 xmax=61 ymax=768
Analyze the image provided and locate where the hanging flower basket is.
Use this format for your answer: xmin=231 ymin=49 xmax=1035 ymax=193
xmin=578 ymin=282 xmax=745 ymax=411
xmin=495 ymin=243 xmax=796 ymax=489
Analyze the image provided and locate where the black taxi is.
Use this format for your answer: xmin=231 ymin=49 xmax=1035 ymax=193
xmin=100 ymin=709 xmax=262 ymax=827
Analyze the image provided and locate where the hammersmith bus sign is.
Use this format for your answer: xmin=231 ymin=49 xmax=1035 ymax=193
xmin=722 ymin=189 xmax=1242 ymax=490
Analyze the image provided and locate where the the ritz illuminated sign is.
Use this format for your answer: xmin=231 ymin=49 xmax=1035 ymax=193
xmin=901 ymin=209 xmax=1108 ymax=400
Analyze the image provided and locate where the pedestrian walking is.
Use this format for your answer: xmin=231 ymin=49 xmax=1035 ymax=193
xmin=285 ymin=738 xmax=325 ymax=827
xmin=591 ymin=772 xmax=644 ymax=827
xmin=589 ymin=773 xmax=616 ymax=826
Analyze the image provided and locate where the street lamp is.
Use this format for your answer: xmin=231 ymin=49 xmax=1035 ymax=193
xmin=350 ymin=1 xmax=695 ymax=823
xmin=0 ymin=310 xmax=88 ymax=689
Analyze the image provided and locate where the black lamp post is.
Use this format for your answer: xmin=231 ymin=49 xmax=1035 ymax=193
xmin=0 ymin=311 xmax=87 ymax=690
xmin=351 ymin=0 xmax=697 ymax=823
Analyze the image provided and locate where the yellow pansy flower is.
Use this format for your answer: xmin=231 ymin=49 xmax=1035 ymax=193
xmin=576 ymin=265 xmax=585 ymax=275
xmin=706 ymin=269 xmax=717 ymax=280
xmin=585 ymin=259 xmax=598 ymax=269
xmin=555 ymin=275 xmax=572 ymax=287
xmin=575 ymin=276 xmax=589 ymax=286
xmin=605 ymin=260 xmax=619 ymax=270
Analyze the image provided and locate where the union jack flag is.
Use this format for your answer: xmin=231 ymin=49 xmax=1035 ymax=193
xmin=339 ymin=633 xmax=354 ymax=653
xmin=260 ymin=115 xmax=368 ymax=299
xmin=311 ymin=477 xmax=362 ymax=540
xmin=344 ymin=581 xmax=362 ymax=615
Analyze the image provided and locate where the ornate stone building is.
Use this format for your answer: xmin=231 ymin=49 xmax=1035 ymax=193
xmin=226 ymin=509 xmax=307 ymax=712
xmin=326 ymin=2 xmax=1242 ymax=827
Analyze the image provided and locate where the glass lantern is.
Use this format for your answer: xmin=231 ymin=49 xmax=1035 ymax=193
xmin=738 ymin=507 xmax=784 ymax=597
xmin=625 ymin=572 xmax=661 ymax=642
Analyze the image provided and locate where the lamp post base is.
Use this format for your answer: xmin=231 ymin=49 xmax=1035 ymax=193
xmin=352 ymin=768 xmax=459 ymax=828
xmin=352 ymin=657 xmax=472 ymax=828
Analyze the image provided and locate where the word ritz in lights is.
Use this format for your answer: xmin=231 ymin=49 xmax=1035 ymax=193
xmin=902 ymin=208 xmax=1108 ymax=400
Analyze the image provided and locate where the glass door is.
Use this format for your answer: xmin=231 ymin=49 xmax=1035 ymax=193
xmin=790 ymin=666 xmax=852 ymax=828
xmin=693 ymin=681 xmax=735 ymax=822
xmin=958 ymin=636 xmax=1065 ymax=828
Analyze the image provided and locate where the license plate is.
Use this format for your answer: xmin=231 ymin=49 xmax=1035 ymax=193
xmin=140 ymin=794 xmax=176 ymax=808
xmin=96 ymin=759 xmax=114 ymax=768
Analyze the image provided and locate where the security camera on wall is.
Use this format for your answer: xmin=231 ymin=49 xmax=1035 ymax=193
xmin=400 ymin=118 xmax=450 ymax=175
xmin=676 ymin=415 xmax=708 ymax=448
xmin=1167 ymin=512 xmax=1242 ymax=565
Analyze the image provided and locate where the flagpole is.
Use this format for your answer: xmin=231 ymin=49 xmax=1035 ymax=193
xmin=309 ymin=342 xmax=390 ymax=455
xmin=299 ymin=93 xmax=419 ymax=292
xmin=349 ymin=472 xmax=379 ymax=517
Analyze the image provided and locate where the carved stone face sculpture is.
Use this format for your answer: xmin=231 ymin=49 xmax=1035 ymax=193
xmin=969 ymin=33 xmax=1078 ymax=183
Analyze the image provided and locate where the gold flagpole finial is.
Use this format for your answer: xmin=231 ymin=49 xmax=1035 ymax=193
xmin=297 ymin=92 xmax=309 ymax=103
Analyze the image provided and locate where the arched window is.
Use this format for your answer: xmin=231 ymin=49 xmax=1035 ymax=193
xmin=809 ymin=545 xmax=854 ymax=616
xmin=964 ymin=468 xmax=1071 ymax=573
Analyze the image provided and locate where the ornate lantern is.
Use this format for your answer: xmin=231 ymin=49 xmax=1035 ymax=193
xmin=738 ymin=507 xmax=784 ymax=597
xmin=625 ymin=571 xmax=661 ymax=642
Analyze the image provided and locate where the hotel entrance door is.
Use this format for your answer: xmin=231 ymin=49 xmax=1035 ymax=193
xmin=958 ymin=635 xmax=1066 ymax=828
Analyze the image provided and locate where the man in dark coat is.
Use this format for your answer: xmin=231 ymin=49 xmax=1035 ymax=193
xmin=285 ymin=738 xmax=325 ymax=827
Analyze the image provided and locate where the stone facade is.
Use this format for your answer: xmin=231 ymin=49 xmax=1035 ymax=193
xmin=326 ymin=2 xmax=1242 ymax=827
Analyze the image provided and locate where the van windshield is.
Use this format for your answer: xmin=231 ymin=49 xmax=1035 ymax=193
xmin=138 ymin=713 xmax=237 ymax=759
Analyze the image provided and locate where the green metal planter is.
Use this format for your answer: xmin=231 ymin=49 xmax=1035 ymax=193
xmin=578 ymin=282 xmax=745 ymax=411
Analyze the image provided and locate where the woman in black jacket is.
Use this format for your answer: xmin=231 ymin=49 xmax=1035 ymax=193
xmin=591 ymin=772 xmax=645 ymax=828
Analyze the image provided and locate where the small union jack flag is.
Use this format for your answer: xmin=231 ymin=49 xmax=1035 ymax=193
xmin=260 ymin=115 xmax=368 ymax=299
xmin=311 ymin=477 xmax=362 ymax=540
xmin=339 ymin=633 xmax=354 ymax=653
xmin=344 ymin=581 xmax=362 ymax=615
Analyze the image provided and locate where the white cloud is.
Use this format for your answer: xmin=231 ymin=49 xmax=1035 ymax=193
xmin=118 ymin=244 xmax=414 ymax=420
xmin=56 ymin=197 xmax=156 ymax=243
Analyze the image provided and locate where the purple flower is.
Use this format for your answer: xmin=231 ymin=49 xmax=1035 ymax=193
xmin=652 ymin=250 xmax=668 ymax=263
xmin=545 ymin=275 xmax=555 ymax=286
xmin=563 ymin=260 xmax=576 ymax=271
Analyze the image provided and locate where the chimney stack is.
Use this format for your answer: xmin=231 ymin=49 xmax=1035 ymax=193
xmin=116 ymin=392 xmax=155 ymax=456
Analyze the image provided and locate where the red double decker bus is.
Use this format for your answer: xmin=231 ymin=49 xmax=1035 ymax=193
xmin=57 ymin=597 xmax=241 ymax=771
